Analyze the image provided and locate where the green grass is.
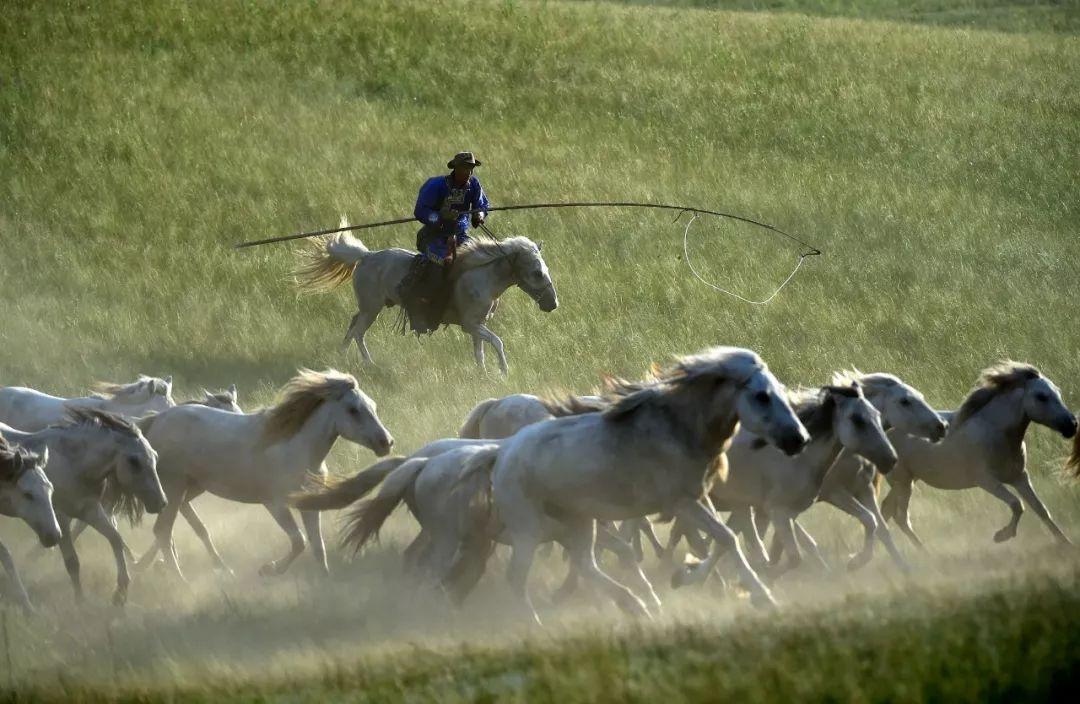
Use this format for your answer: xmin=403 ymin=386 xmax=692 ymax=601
xmin=1 ymin=0 xmax=1080 ymax=699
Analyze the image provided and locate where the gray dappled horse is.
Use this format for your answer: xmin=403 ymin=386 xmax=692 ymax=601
xmin=295 ymin=221 xmax=557 ymax=375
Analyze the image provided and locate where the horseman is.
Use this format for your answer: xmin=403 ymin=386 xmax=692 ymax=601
xmin=400 ymin=151 xmax=490 ymax=335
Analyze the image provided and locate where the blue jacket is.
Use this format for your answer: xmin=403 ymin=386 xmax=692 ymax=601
xmin=414 ymin=175 xmax=490 ymax=234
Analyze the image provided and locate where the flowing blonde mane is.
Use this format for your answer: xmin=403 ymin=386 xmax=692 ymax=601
xmin=91 ymin=376 xmax=169 ymax=402
xmin=951 ymin=361 xmax=1041 ymax=432
xmin=262 ymin=369 xmax=359 ymax=445
xmin=452 ymin=236 xmax=540 ymax=274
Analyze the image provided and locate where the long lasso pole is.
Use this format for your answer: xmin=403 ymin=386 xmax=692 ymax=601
xmin=233 ymin=201 xmax=822 ymax=256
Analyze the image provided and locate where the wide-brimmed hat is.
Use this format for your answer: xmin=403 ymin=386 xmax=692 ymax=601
xmin=447 ymin=151 xmax=482 ymax=169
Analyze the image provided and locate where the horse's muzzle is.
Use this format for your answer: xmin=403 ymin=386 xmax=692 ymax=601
xmin=145 ymin=493 xmax=167 ymax=514
xmin=779 ymin=431 xmax=809 ymax=457
xmin=1060 ymin=415 xmax=1078 ymax=439
xmin=372 ymin=435 xmax=395 ymax=457
xmin=39 ymin=530 xmax=61 ymax=549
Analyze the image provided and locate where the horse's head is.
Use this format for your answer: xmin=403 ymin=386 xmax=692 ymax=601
xmin=201 ymin=384 xmax=242 ymax=413
xmin=0 ymin=444 xmax=61 ymax=547
xmin=729 ymin=359 xmax=809 ymax=457
xmin=329 ymin=384 xmax=394 ymax=457
xmin=109 ymin=420 xmax=168 ymax=514
xmin=1022 ymin=375 xmax=1077 ymax=439
xmin=827 ymin=383 xmax=897 ymax=474
xmin=839 ymin=372 xmax=946 ymax=442
xmin=512 ymin=240 xmax=558 ymax=313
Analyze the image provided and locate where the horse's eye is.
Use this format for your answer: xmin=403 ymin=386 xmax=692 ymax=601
xmin=852 ymin=416 xmax=867 ymax=429
xmin=1034 ymin=392 xmax=1050 ymax=403
xmin=348 ymin=407 xmax=360 ymax=416
xmin=23 ymin=491 xmax=34 ymax=501
xmin=754 ymin=391 xmax=770 ymax=405
xmin=899 ymin=398 xmax=912 ymax=407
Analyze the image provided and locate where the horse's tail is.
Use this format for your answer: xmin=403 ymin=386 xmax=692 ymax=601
xmin=290 ymin=456 xmax=407 ymax=511
xmin=452 ymin=444 xmax=501 ymax=493
xmin=340 ymin=456 xmax=428 ymax=554
xmin=1067 ymin=430 xmax=1080 ymax=477
xmin=459 ymin=398 xmax=498 ymax=438
xmin=294 ymin=217 xmax=370 ymax=294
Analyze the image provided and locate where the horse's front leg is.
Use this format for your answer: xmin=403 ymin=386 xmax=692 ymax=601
xmin=1011 ymin=473 xmax=1070 ymax=544
xmin=468 ymin=324 xmax=507 ymax=375
xmin=260 ymin=503 xmax=307 ymax=576
xmin=55 ymin=514 xmax=84 ymax=603
xmin=0 ymin=540 xmax=34 ymax=612
xmin=82 ymin=504 xmax=131 ymax=606
xmin=975 ymin=477 xmax=1023 ymax=543
xmin=471 ymin=333 xmax=486 ymax=370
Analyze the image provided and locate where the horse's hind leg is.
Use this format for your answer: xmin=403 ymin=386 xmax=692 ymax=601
xmin=1011 ymin=473 xmax=1070 ymax=544
xmin=343 ymin=310 xmax=378 ymax=364
xmin=0 ymin=540 xmax=33 ymax=611
xmin=563 ymin=518 xmax=651 ymax=618
xmin=471 ymin=334 xmax=486 ymax=370
xmin=300 ymin=510 xmax=329 ymax=574
xmin=147 ymin=498 xmax=186 ymax=581
xmin=260 ymin=503 xmax=307 ymax=576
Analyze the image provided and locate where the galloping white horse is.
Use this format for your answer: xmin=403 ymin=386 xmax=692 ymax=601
xmin=459 ymin=347 xmax=810 ymax=622
xmin=881 ymin=361 xmax=1077 ymax=546
xmin=677 ymin=383 xmax=896 ymax=585
xmin=0 ymin=375 xmax=174 ymax=432
xmin=137 ymin=370 xmax=393 ymax=578
xmin=295 ymin=222 xmax=558 ymax=374
xmin=813 ymin=371 xmax=946 ymax=571
xmin=0 ymin=436 xmax=61 ymax=611
xmin=1 ymin=409 xmax=167 ymax=606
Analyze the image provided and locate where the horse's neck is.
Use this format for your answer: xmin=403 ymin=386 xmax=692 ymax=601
xmin=862 ymin=388 xmax=892 ymax=430
xmin=269 ymin=402 xmax=339 ymax=467
xmin=67 ymin=395 xmax=107 ymax=410
xmin=803 ymin=430 xmax=844 ymax=486
xmin=48 ymin=427 xmax=114 ymax=485
xmin=973 ymin=389 xmax=1030 ymax=447
xmin=458 ymin=256 xmax=515 ymax=297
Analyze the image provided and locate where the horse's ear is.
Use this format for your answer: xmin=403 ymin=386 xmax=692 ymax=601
xmin=537 ymin=240 xmax=544 ymax=251
xmin=163 ymin=375 xmax=173 ymax=388
xmin=228 ymin=383 xmax=238 ymax=399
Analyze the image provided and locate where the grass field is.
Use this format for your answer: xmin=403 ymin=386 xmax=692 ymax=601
xmin=1 ymin=0 xmax=1079 ymax=700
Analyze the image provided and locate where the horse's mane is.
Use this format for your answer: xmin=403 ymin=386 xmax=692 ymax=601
xmin=537 ymin=394 xmax=610 ymax=418
xmin=262 ymin=369 xmax=359 ymax=445
xmin=91 ymin=376 xmax=169 ymax=402
xmin=790 ymin=384 xmax=862 ymax=439
xmin=951 ymin=361 xmax=1040 ymax=433
xmin=602 ymin=347 xmax=764 ymax=424
xmin=1067 ymin=431 xmax=1080 ymax=478
xmin=62 ymin=407 xmax=143 ymax=438
xmin=831 ymin=369 xmax=902 ymax=396
xmin=453 ymin=236 xmax=539 ymax=274
xmin=0 ymin=434 xmax=38 ymax=482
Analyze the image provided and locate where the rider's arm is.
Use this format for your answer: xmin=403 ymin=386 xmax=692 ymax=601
xmin=470 ymin=178 xmax=490 ymax=225
xmin=414 ymin=177 xmax=446 ymax=226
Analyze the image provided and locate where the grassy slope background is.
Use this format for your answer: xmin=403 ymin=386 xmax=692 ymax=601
xmin=1 ymin=0 xmax=1079 ymax=700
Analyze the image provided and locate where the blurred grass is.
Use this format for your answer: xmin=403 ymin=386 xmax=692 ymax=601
xmin=1 ymin=0 xmax=1079 ymax=699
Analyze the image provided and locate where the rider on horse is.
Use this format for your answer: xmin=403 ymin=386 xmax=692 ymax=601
xmin=400 ymin=151 xmax=490 ymax=334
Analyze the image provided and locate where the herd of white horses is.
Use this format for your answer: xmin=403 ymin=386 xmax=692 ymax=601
xmin=2 ymin=347 xmax=1079 ymax=624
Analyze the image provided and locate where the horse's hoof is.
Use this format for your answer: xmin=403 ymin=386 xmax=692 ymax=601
xmin=112 ymin=591 xmax=127 ymax=608
xmin=993 ymin=528 xmax=1015 ymax=543
xmin=846 ymin=554 xmax=871 ymax=572
xmin=258 ymin=562 xmax=280 ymax=577
xmin=670 ymin=567 xmax=690 ymax=590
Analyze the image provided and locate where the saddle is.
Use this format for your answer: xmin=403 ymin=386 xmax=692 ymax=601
xmin=397 ymin=254 xmax=452 ymax=336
